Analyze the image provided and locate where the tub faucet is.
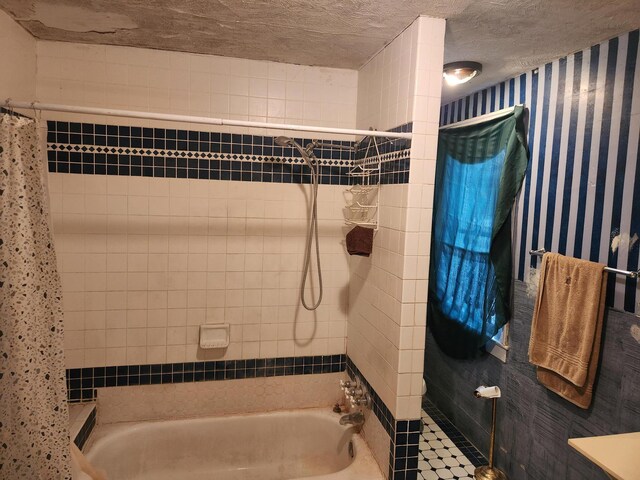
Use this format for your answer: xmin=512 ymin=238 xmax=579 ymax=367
xmin=339 ymin=411 xmax=364 ymax=427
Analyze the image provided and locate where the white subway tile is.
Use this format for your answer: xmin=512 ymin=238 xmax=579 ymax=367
xmin=166 ymin=345 xmax=186 ymax=363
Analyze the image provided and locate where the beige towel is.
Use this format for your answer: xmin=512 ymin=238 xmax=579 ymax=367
xmin=528 ymin=253 xmax=607 ymax=409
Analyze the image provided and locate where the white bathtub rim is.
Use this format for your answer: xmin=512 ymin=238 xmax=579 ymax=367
xmin=83 ymin=407 xmax=384 ymax=480
xmin=88 ymin=407 xmax=353 ymax=446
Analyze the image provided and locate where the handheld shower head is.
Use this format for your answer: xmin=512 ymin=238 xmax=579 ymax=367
xmin=274 ymin=136 xmax=314 ymax=167
xmin=275 ymin=136 xmax=293 ymax=146
xmin=271 ymin=134 xmax=324 ymax=310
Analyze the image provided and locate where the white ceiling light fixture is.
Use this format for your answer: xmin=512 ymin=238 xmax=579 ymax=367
xmin=443 ymin=61 xmax=483 ymax=86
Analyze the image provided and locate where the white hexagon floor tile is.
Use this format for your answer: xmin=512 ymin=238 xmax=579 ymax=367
xmin=418 ymin=407 xmax=484 ymax=480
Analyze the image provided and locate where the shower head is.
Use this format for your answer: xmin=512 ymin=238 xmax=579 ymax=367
xmin=275 ymin=136 xmax=293 ymax=146
xmin=275 ymin=135 xmax=307 ymax=157
xmin=273 ymin=136 xmax=317 ymax=170
xmin=274 ymin=136 xmax=316 ymax=155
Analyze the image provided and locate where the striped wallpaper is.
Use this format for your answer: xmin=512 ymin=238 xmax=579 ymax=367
xmin=440 ymin=29 xmax=640 ymax=315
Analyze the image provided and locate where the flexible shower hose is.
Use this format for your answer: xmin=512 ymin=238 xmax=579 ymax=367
xmin=300 ymin=154 xmax=323 ymax=310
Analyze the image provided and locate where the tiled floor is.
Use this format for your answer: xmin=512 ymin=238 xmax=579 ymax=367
xmin=418 ymin=400 xmax=487 ymax=480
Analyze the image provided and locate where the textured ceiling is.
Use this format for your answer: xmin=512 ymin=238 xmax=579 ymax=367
xmin=1 ymin=0 xmax=639 ymax=102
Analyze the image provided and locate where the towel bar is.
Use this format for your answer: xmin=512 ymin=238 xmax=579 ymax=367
xmin=529 ymin=248 xmax=639 ymax=279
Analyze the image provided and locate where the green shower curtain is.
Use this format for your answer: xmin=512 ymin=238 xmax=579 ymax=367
xmin=428 ymin=106 xmax=529 ymax=359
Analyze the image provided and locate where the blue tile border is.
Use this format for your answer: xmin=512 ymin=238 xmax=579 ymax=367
xmin=73 ymin=405 xmax=96 ymax=450
xmin=346 ymin=356 xmax=396 ymax=436
xmin=47 ymin=145 xmax=353 ymax=185
xmin=66 ymin=354 xmax=346 ymax=402
xmin=391 ymin=419 xmax=422 ymax=480
xmin=352 ymin=150 xmax=411 ymax=185
xmin=346 ymin=357 xmax=421 ymax=480
xmin=47 ymin=122 xmax=353 ymax=161
xmin=46 ymin=121 xmax=412 ymax=185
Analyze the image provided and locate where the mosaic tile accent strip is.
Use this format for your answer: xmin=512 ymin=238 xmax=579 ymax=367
xmin=45 ymin=121 xmax=412 ymax=185
xmin=47 ymin=144 xmax=351 ymax=165
xmin=47 ymin=122 xmax=353 ymax=160
xmin=420 ymin=399 xmax=487 ymax=480
xmin=47 ymin=146 xmax=352 ymax=184
xmin=73 ymin=405 xmax=96 ymax=450
xmin=66 ymin=354 xmax=346 ymax=402
xmin=346 ymin=357 xmax=421 ymax=480
xmin=352 ymin=149 xmax=411 ymax=185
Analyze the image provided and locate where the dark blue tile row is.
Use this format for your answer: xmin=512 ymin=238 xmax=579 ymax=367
xmin=46 ymin=120 xmax=411 ymax=185
xmin=422 ymin=398 xmax=487 ymax=468
xmin=391 ymin=421 xmax=422 ymax=480
xmin=73 ymin=405 xmax=96 ymax=450
xmin=346 ymin=356 xmax=421 ymax=480
xmin=47 ymin=121 xmax=353 ymax=161
xmin=48 ymin=150 xmax=352 ymax=185
xmin=66 ymin=354 xmax=346 ymax=402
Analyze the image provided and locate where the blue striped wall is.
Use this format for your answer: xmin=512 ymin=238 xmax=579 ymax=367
xmin=440 ymin=29 xmax=640 ymax=315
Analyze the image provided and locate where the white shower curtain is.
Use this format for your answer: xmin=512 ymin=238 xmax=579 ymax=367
xmin=0 ymin=113 xmax=71 ymax=478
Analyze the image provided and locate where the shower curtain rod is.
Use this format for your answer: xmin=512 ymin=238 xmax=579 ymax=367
xmin=1 ymin=106 xmax=32 ymax=119
xmin=529 ymin=249 xmax=639 ymax=278
xmin=440 ymin=104 xmax=525 ymax=130
xmin=3 ymin=100 xmax=413 ymax=140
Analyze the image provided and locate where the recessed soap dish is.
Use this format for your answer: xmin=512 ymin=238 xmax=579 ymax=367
xmin=199 ymin=324 xmax=230 ymax=349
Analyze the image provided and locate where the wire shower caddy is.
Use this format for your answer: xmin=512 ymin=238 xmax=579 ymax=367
xmin=344 ymin=132 xmax=382 ymax=231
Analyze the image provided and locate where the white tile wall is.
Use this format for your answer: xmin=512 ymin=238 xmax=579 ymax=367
xmin=51 ymin=175 xmax=349 ymax=368
xmin=397 ymin=16 xmax=445 ymax=418
xmin=0 ymin=10 xmax=36 ymax=101
xmin=349 ymin=16 xmax=445 ymax=420
xmin=33 ymin=42 xmax=360 ymax=368
xmin=35 ymin=41 xmax=358 ymax=139
xmin=347 ymin=185 xmax=429 ymax=419
xmin=356 ymin=20 xmax=418 ymax=132
xmin=409 ymin=16 xmax=446 ymax=185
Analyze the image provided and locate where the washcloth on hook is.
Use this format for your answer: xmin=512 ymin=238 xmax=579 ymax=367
xmin=346 ymin=225 xmax=374 ymax=257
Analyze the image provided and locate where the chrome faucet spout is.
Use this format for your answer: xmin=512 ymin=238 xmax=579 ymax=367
xmin=339 ymin=411 xmax=365 ymax=426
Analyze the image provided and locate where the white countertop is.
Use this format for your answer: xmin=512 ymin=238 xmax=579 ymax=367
xmin=568 ymin=432 xmax=640 ymax=480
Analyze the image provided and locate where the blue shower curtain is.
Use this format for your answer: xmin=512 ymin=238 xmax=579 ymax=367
xmin=428 ymin=106 xmax=529 ymax=359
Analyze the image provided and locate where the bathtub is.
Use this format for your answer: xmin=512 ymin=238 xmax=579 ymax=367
xmin=81 ymin=408 xmax=383 ymax=480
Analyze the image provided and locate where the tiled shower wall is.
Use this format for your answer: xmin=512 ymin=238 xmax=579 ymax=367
xmin=1 ymin=11 xmax=448 ymax=480
xmin=36 ymin=41 xmax=357 ymax=131
xmin=37 ymin=41 xmax=359 ymax=368
xmin=348 ymin=15 xmax=445 ymax=480
xmin=49 ymin=173 xmax=349 ymax=367
xmin=0 ymin=10 xmax=35 ymax=100
xmin=348 ymin=16 xmax=444 ymax=421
